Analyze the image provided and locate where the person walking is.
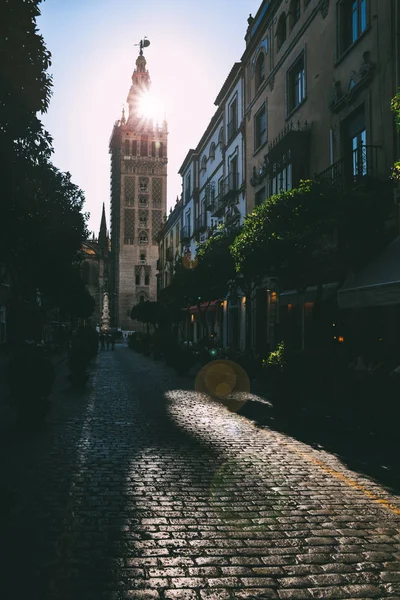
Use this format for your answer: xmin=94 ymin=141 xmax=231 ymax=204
xmin=100 ymin=333 xmax=105 ymax=351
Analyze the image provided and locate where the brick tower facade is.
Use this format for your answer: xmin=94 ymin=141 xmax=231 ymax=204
xmin=109 ymin=44 xmax=168 ymax=330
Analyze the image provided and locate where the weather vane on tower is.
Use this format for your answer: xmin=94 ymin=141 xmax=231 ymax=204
xmin=135 ymin=37 xmax=150 ymax=55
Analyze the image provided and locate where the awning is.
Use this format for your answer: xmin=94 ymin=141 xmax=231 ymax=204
xmin=185 ymin=300 xmax=222 ymax=313
xmin=338 ymin=236 xmax=400 ymax=309
xmin=280 ymin=282 xmax=338 ymax=306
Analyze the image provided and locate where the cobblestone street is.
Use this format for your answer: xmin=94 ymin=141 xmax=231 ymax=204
xmin=2 ymin=346 xmax=400 ymax=600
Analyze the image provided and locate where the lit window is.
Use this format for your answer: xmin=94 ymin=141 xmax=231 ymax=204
xmin=254 ymin=104 xmax=267 ymax=150
xmin=339 ymin=0 xmax=367 ymax=55
xmin=288 ymin=53 xmax=305 ymax=114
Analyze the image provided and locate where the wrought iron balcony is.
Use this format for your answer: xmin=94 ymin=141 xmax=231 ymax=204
xmin=221 ymin=172 xmax=240 ymax=201
xmin=194 ymin=213 xmax=207 ymax=233
xmin=316 ymin=145 xmax=382 ymax=190
xmin=211 ymin=194 xmax=228 ymax=217
xmin=180 ymin=225 xmax=191 ymax=243
xmin=166 ymin=246 xmax=174 ymax=262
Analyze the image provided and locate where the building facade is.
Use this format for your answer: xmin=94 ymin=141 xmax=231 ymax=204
xmin=109 ymin=46 xmax=168 ymax=330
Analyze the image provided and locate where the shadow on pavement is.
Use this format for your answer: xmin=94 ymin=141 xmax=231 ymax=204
xmin=238 ymin=387 xmax=400 ymax=496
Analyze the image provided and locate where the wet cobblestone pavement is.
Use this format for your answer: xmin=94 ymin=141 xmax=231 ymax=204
xmin=2 ymin=346 xmax=400 ymax=600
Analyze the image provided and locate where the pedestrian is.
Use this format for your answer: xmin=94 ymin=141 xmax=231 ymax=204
xmin=100 ymin=333 xmax=105 ymax=350
xmin=106 ymin=334 xmax=110 ymax=351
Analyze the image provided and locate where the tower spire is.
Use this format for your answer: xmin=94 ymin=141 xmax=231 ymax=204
xmin=99 ymin=202 xmax=107 ymax=249
xmin=127 ymin=39 xmax=151 ymax=122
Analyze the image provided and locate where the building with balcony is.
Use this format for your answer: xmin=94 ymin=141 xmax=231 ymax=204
xmin=157 ymin=196 xmax=182 ymax=296
xmin=241 ymin=0 xmax=399 ymax=353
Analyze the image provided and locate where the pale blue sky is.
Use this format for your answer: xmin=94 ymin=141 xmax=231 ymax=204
xmin=38 ymin=0 xmax=262 ymax=235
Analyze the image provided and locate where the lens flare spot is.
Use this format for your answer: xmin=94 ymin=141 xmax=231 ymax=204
xmin=195 ymin=359 xmax=250 ymax=412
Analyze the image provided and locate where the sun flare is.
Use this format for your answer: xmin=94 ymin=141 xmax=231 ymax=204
xmin=137 ymin=91 xmax=164 ymax=122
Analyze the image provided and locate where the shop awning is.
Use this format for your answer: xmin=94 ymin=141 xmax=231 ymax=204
xmin=185 ymin=300 xmax=222 ymax=313
xmin=338 ymin=236 xmax=400 ymax=309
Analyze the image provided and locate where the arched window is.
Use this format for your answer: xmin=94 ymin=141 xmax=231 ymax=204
xmin=201 ymin=155 xmax=207 ymax=172
xmin=159 ymin=142 xmax=164 ymax=158
xmin=124 ymin=140 xmax=130 ymax=155
xmin=255 ymin=52 xmax=265 ymax=91
xmin=139 ymin=231 xmax=148 ymax=245
xmin=218 ymin=127 xmax=224 ymax=147
xmin=209 ymin=143 xmax=215 ymax=160
xmin=151 ymin=141 xmax=156 ymax=157
xmin=145 ymin=274 xmax=150 ymax=285
xmin=276 ymin=13 xmax=287 ymax=51
xmin=289 ymin=0 xmax=300 ymax=31
xmin=132 ymin=140 xmax=137 ymax=155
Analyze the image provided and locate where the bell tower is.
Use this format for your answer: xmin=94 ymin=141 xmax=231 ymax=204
xmin=109 ymin=40 xmax=168 ymax=329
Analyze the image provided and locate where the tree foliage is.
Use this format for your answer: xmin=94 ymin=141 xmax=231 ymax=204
xmin=1 ymin=0 xmax=89 ymax=334
xmin=231 ymin=178 xmax=393 ymax=290
xmin=391 ymin=89 xmax=400 ymax=181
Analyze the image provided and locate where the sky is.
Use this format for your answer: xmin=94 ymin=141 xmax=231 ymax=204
xmin=37 ymin=0 xmax=262 ymax=236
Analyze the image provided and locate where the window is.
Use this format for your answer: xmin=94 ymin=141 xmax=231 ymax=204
xmin=140 ymin=253 xmax=146 ymax=264
xmin=271 ymin=162 xmax=293 ymax=195
xmin=254 ymin=104 xmax=267 ymax=150
xmin=159 ymin=142 xmax=164 ymax=158
xmin=289 ymin=0 xmax=300 ymax=30
xmin=139 ymin=177 xmax=149 ymax=193
xmin=201 ymin=155 xmax=207 ymax=172
xmin=228 ymin=98 xmax=238 ymax=141
xmin=139 ymin=215 xmax=148 ymax=227
xmin=151 ymin=141 xmax=156 ymax=157
xmin=255 ymin=187 xmax=266 ymax=206
xmin=288 ymin=54 xmax=305 ymax=114
xmin=255 ymin=52 xmax=265 ymax=91
xmin=218 ymin=127 xmax=224 ymax=147
xmin=145 ymin=274 xmax=150 ymax=285
xmin=276 ymin=13 xmax=287 ymax=51
xmin=132 ymin=140 xmax=137 ymax=156
xmin=185 ymin=173 xmax=191 ymax=203
xmin=139 ymin=231 xmax=148 ymax=245
xmin=140 ymin=136 xmax=148 ymax=156
xmin=339 ymin=0 xmax=367 ymax=55
xmin=124 ymin=140 xmax=130 ymax=155
xmin=135 ymin=273 xmax=140 ymax=285
xmin=342 ymin=106 xmax=367 ymax=178
xmin=139 ymin=195 xmax=148 ymax=207
xmin=209 ymin=143 xmax=215 ymax=160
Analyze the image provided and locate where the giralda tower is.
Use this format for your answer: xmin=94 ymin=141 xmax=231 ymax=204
xmin=109 ymin=40 xmax=168 ymax=329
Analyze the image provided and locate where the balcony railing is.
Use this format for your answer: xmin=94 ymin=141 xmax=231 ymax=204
xmin=227 ymin=118 xmax=237 ymax=142
xmin=194 ymin=213 xmax=207 ymax=233
xmin=211 ymin=194 xmax=228 ymax=217
xmin=166 ymin=246 xmax=174 ymax=262
xmin=316 ymin=145 xmax=382 ymax=189
xmin=222 ymin=172 xmax=240 ymax=200
xmin=180 ymin=225 xmax=191 ymax=242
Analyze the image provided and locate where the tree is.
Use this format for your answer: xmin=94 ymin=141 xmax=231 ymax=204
xmin=391 ymin=89 xmax=400 ymax=181
xmin=1 ymin=0 xmax=89 ymax=342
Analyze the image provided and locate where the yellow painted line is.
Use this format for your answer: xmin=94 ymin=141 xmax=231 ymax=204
xmin=280 ymin=439 xmax=400 ymax=516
